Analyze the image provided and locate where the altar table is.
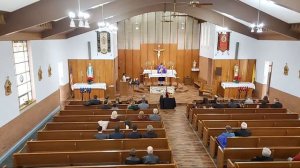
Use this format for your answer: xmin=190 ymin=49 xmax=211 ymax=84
xmin=220 ymin=82 xmax=255 ymax=99
xmin=72 ymin=83 xmax=107 ymax=100
xmin=143 ymin=70 xmax=177 ymax=78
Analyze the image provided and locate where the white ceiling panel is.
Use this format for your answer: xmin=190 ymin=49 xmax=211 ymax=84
xmin=0 ymin=0 xmax=40 ymax=12
xmin=240 ymin=0 xmax=300 ymax=23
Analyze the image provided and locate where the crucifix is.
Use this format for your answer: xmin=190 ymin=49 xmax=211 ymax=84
xmin=153 ymin=45 xmax=165 ymax=59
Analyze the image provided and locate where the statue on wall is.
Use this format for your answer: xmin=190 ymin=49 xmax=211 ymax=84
xmin=284 ymin=63 xmax=289 ymax=76
xmin=48 ymin=65 xmax=52 ymax=77
xmin=38 ymin=66 xmax=43 ymax=81
xmin=153 ymin=45 xmax=165 ymax=59
xmin=4 ymin=76 xmax=12 ymax=96
xmin=87 ymin=63 xmax=94 ymax=84
xmin=234 ymin=64 xmax=239 ymax=77
xmin=193 ymin=60 xmax=197 ymax=69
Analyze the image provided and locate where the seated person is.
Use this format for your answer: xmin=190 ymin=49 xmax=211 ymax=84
xmin=95 ymin=126 xmax=109 ymax=139
xmin=217 ymin=125 xmax=235 ymax=148
xmin=137 ymin=111 xmax=149 ymax=121
xmin=84 ymin=95 xmax=100 ymax=106
xmin=128 ymin=101 xmax=140 ymax=111
xmin=259 ymin=100 xmax=268 ymax=108
xmin=137 ymin=95 xmax=149 ymax=104
xmin=101 ymin=101 xmax=111 ymax=109
xmin=109 ymin=111 xmax=120 ymax=122
xmin=210 ymin=95 xmax=218 ymax=104
xmin=228 ymin=99 xmax=240 ymax=108
xmin=149 ymin=108 xmax=161 ymax=121
xmin=122 ymin=73 xmax=127 ymax=82
xmin=111 ymin=103 xmax=119 ymax=110
xmin=124 ymin=120 xmax=132 ymax=129
xmin=142 ymin=146 xmax=160 ymax=164
xmin=115 ymin=97 xmax=121 ymax=104
xmin=234 ymin=122 xmax=251 ymax=137
xmin=143 ymin=125 xmax=158 ymax=138
xmin=138 ymin=100 xmax=149 ymax=110
xmin=262 ymin=95 xmax=270 ymax=103
xmin=244 ymin=97 xmax=254 ymax=104
xmin=251 ymin=147 xmax=273 ymax=161
xmin=201 ymin=97 xmax=210 ymax=105
xmin=212 ymin=100 xmax=225 ymax=108
xmin=288 ymin=152 xmax=300 ymax=161
xmin=271 ymin=98 xmax=283 ymax=108
xmin=109 ymin=126 xmax=125 ymax=139
xmin=127 ymin=124 xmax=142 ymax=139
xmin=125 ymin=148 xmax=141 ymax=164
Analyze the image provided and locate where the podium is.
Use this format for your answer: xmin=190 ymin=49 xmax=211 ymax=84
xmin=119 ymin=81 xmax=129 ymax=96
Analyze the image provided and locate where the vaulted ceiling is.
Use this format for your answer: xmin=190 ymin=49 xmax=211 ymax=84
xmin=0 ymin=0 xmax=299 ymax=41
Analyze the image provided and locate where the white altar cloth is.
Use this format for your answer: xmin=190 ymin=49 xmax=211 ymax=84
xmin=221 ymin=82 xmax=255 ymax=89
xmin=150 ymin=86 xmax=175 ymax=94
xmin=72 ymin=83 xmax=107 ymax=90
xmin=143 ymin=69 xmax=177 ymax=78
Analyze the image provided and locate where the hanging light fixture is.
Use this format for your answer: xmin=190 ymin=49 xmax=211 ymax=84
xmin=68 ymin=0 xmax=90 ymax=28
xmin=97 ymin=5 xmax=118 ymax=33
xmin=217 ymin=16 xmax=230 ymax=34
xmin=135 ymin=16 xmax=140 ymax=30
xmin=250 ymin=0 xmax=264 ymax=33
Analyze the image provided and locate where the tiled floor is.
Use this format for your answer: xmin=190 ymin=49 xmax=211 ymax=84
xmin=160 ymin=106 xmax=216 ymax=168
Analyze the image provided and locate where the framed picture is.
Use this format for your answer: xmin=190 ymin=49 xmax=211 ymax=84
xmin=97 ymin=31 xmax=111 ymax=54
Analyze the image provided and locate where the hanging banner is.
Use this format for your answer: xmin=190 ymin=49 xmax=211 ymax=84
xmin=97 ymin=31 xmax=111 ymax=54
xmin=217 ymin=32 xmax=230 ymax=53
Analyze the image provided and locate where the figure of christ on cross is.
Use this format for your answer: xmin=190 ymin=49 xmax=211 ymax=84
xmin=153 ymin=45 xmax=165 ymax=59
xmin=157 ymin=63 xmax=167 ymax=86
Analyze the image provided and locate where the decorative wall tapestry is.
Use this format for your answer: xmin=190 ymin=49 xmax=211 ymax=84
xmin=217 ymin=32 xmax=230 ymax=54
xmin=38 ymin=66 xmax=43 ymax=81
xmin=97 ymin=31 xmax=111 ymax=54
xmin=284 ymin=63 xmax=289 ymax=76
xmin=4 ymin=76 xmax=12 ymax=96
xmin=48 ymin=65 xmax=52 ymax=77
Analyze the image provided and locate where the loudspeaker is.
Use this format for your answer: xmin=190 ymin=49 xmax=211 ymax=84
xmin=235 ymin=42 xmax=239 ymax=60
xmin=87 ymin=41 xmax=92 ymax=60
xmin=215 ymin=67 xmax=222 ymax=76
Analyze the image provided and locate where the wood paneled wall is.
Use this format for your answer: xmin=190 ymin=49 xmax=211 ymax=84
xmin=68 ymin=59 xmax=115 ymax=85
xmin=118 ymin=45 xmax=199 ymax=82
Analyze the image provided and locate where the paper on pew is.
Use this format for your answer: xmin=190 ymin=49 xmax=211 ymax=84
xmin=98 ymin=120 xmax=109 ymax=130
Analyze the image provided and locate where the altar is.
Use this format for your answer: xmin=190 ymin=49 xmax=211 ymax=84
xmin=220 ymin=82 xmax=255 ymax=99
xmin=72 ymin=83 xmax=107 ymax=100
xmin=143 ymin=69 xmax=177 ymax=86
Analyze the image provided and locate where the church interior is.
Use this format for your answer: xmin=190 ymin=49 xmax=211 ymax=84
xmin=0 ymin=0 xmax=300 ymax=167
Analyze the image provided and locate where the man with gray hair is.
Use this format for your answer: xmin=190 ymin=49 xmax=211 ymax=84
xmin=234 ymin=122 xmax=251 ymax=137
xmin=143 ymin=125 xmax=158 ymax=138
xmin=149 ymin=108 xmax=161 ymax=121
xmin=251 ymin=147 xmax=274 ymax=161
xmin=142 ymin=146 xmax=160 ymax=164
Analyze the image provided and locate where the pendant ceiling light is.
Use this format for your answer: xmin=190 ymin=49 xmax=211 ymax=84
xmin=250 ymin=0 xmax=264 ymax=33
xmin=68 ymin=0 xmax=90 ymax=28
xmin=97 ymin=5 xmax=118 ymax=33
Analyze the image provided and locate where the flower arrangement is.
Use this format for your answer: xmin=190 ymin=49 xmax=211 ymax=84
xmin=87 ymin=77 xmax=94 ymax=84
xmin=233 ymin=76 xmax=241 ymax=83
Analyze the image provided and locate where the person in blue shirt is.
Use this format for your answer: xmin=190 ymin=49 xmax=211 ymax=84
xmin=143 ymin=125 xmax=158 ymax=138
xmin=217 ymin=125 xmax=235 ymax=148
xmin=127 ymin=124 xmax=142 ymax=139
xmin=142 ymin=146 xmax=160 ymax=164
xmin=95 ymin=126 xmax=109 ymax=139
xmin=84 ymin=95 xmax=100 ymax=106
xmin=149 ymin=108 xmax=161 ymax=121
xmin=138 ymin=100 xmax=149 ymax=110
xmin=125 ymin=148 xmax=141 ymax=164
xmin=109 ymin=126 xmax=125 ymax=139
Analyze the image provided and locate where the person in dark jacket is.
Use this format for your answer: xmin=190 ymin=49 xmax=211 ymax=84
xmin=142 ymin=146 xmax=160 ymax=164
xmin=212 ymin=100 xmax=225 ymax=108
xmin=95 ymin=126 xmax=109 ymax=139
xmin=262 ymin=95 xmax=270 ymax=103
xmin=271 ymin=98 xmax=283 ymax=108
xmin=84 ymin=95 xmax=100 ymax=106
xmin=127 ymin=124 xmax=142 ymax=139
xmin=125 ymin=148 xmax=141 ymax=164
xmin=234 ymin=122 xmax=251 ymax=137
xmin=109 ymin=126 xmax=125 ymax=139
xmin=143 ymin=125 xmax=157 ymax=138
xmin=251 ymin=147 xmax=273 ymax=161
xmin=259 ymin=100 xmax=268 ymax=108
xmin=228 ymin=99 xmax=240 ymax=108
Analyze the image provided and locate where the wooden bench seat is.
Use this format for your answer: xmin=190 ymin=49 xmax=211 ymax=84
xmin=189 ymin=108 xmax=288 ymax=124
xmin=209 ymin=136 xmax=300 ymax=157
xmin=217 ymin=147 xmax=300 ymax=168
xmin=25 ymin=138 xmax=169 ymax=153
xmin=51 ymin=164 xmax=178 ymax=168
xmin=64 ymin=104 xmax=158 ymax=110
xmin=45 ymin=121 xmax=163 ymax=130
xmin=37 ymin=129 xmax=166 ymax=140
xmin=192 ymin=113 xmax=298 ymax=130
xmin=202 ymin=127 xmax=300 ymax=147
xmin=227 ymin=159 xmax=300 ymax=168
xmin=53 ymin=114 xmax=159 ymax=122
xmin=59 ymin=109 xmax=155 ymax=116
xmin=13 ymin=149 xmax=173 ymax=168
xmin=198 ymin=119 xmax=300 ymax=137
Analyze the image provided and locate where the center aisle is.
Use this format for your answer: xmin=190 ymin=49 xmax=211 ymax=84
xmin=160 ymin=105 xmax=216 ymax=168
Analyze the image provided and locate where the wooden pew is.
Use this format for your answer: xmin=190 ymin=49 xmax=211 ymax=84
xmin=192 ymin=113 xmax=298 ymax=130
xmin=13 ymin=149 xmax=173 ymax=168
xmin=217 ymin=147 xmax=300 ymax=168
xmin=189 ymin=108 xmax=287 ymax=124
xmin=45 ymin=121 xmax=163 ymax=130
xmin=59 ymin=109 xmax=155 ymax=116
xmin=198 ymin=119 xmax=300 ymax=137
xmin=227 ymin=159 xmax=300 ymax=168
xmin=37 ymin=129 xmax=166 ymax=140
xmin=53 ymin=114 xmax=158 ymax=122
xmin=25 ymin=138 xmax=170 ymax=152
xmin=53 ymin=164 xmax=178 ymax=168
xmin=64 ymin=104 xmax=158 ymax=110
xmin=210 ymin=136 xmax=300 ymax=157
xmin=202 ymin=127 xmax=300 ymax=147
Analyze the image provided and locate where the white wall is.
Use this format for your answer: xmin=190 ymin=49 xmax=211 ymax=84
xmin=199 ymin=22 xmax=216 ymax=59
xmin=0 ymin=42 xmax=20 ymax=127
